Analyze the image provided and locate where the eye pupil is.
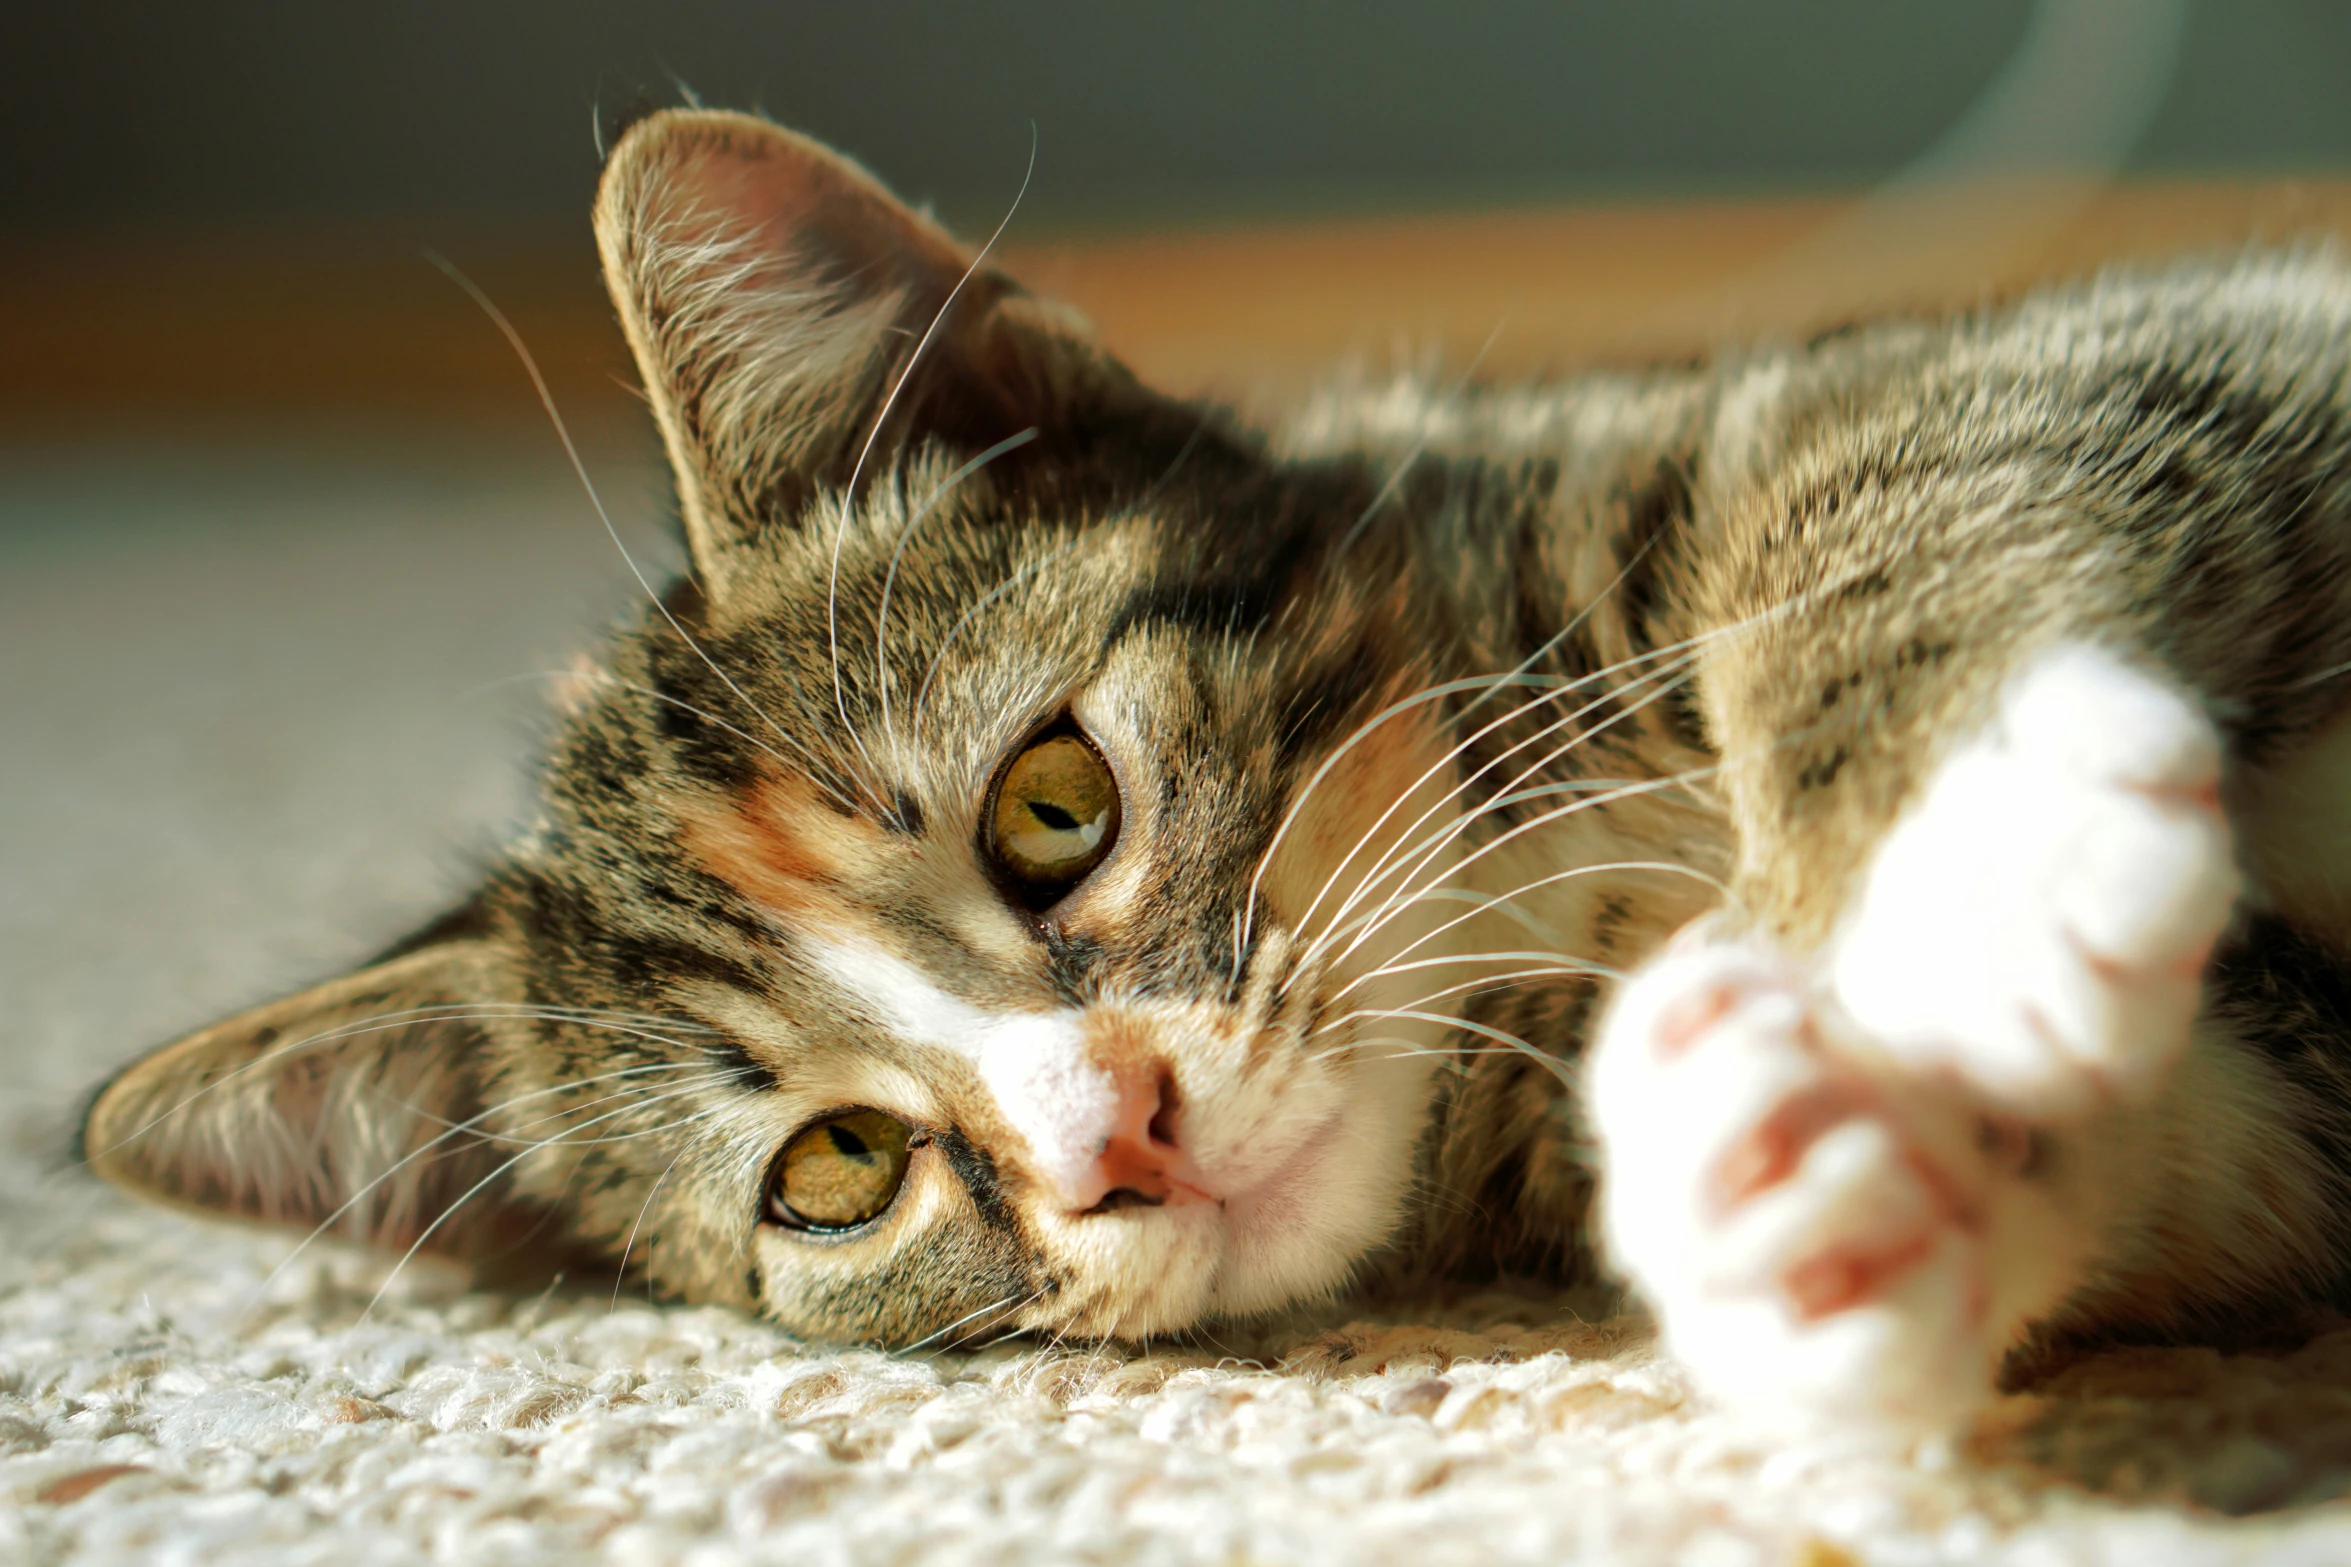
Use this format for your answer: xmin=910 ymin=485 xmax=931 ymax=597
xmin=1027 ymin=801 xmax=1079 ymax=831
xmin=825 ymin=1124 xmax=871 ymax=1160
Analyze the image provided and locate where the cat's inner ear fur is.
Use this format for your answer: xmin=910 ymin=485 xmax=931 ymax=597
xmin=594 ymin=107 xmax=1135 ymax=593
xmin=80 ymin=936 xmax=536 ymax=1260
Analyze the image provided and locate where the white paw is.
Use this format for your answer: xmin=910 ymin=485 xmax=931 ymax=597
xmin=1830 ymin=644 xmax=2237 ymax=1114
xmin=1590 ymin=933 xmax=2076 ymax=1434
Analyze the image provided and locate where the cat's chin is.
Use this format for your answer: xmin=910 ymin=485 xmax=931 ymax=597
xmin=1203 ymin=1037 xmax=1440 ymax=1322
xmin=1202 ymin=1109 xmax=1375 ymax=1319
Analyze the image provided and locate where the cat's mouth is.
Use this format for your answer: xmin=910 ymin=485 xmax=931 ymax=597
xmin=1213 ymin=1106 xmax=1346 ymax=1232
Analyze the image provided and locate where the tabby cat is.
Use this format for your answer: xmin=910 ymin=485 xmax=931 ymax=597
xmin=83 ymin=108 xmax=2351 ymax=1434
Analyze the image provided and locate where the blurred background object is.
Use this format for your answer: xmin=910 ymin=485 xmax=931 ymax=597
xmin=10 ymin=0 xmax=2351 ymax=432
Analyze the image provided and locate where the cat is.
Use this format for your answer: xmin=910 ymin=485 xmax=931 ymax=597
xmin=79 ymin=106 xmax=2351 ymax=1436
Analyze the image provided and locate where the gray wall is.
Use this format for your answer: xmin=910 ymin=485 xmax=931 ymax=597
xmin=11 ymin=2 xmax=2351 ymax=233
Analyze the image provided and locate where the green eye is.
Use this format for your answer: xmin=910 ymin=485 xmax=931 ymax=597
xmin=769 ymin=1110 xmax=914 ymax=1231
xmin=989 ymin=732 xmax=1121 ymax=897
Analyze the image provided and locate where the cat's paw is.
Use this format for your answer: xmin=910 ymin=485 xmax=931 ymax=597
xmin=1830 ymin=643 xmax=2238 ymax=1115
xmin=1590 ymin=931 xmax=2062 ymax=1433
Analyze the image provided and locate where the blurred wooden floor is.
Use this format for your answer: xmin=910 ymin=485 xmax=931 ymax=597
xmin=9 ymin=180 xmax=2351 ymax=434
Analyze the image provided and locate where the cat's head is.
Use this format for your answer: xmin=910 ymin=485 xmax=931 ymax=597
xmin=83 ymin=110 xmax=1497 ymax=1345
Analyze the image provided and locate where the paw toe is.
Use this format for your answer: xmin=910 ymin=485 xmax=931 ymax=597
xmin=1782 ymin=1231 xmax=1941 ymax=1323
xmin=2002 ymin=644 xmax=2221 ymax=792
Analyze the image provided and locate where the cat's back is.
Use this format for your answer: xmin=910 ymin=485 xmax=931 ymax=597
xmin=1279 ymin=249 xmax=2351 ymax=512
xmin=1764 ymin=247 xmax=2351 ymax=470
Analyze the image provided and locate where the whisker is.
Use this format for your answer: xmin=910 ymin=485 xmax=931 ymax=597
xmin=418 ymin=1071 xmax=742 ymax=1149
xmin=356 ymin=1079 xmax=741 ymax=1323
xmin=1298 ymin=657 xmax=1708 ymax=979
xmin=875 ymin=427 xmax=1039 ymax=779
xmin=1451 ymin=512 xmax=1670 ymax=726
xmin=1239 ymin=670 xmax=1563 ymax=964
xmin=1279 ymin=532 xmax=1677 ymax=946
xmin=1329 ymin=1008 xmax=1572 ymax=1086
xmin=906 ymin=1288 xmax=1042 ymax=1356
xmin=1307 ymin=971 xmax=1606 ymax=1060
xmin=1135 ymin=411 xmax=1215 ymax=510
xmin=911 ymin=537 xmax=1082 ymax=740
xmin=1329 ymin=666 xmax=1883 ymax=1016
xmin=1329 ymin=760 xmax=1723 ymax=979
xmin=1325 ymin=858 xmax=1719 ymax=1001
xmin=1317 ymin=611 xmax=1745 ymax=926
xmin=472 ymin=668 xmax=837 ymax=792
xmin=88 ymin=1007 xmax=729 ymax=1165
xmin=1331 ymin=951 xmax=1616 ymax=1000
xmin=1273 ymin=591 xmax=1769 ymax=968
xmin=1289 ymin=641 xmax=1707 ymax=956
xmin=1308 ymin=1034 xmax=1566 ymax=1070
xmin=1316 ymin=961 xmax=1604 ymax=1032
xmin=611 ymin=1146 xmax=690 ymax=1314
xmin=242 ymin=1060 xmax=724 ymax=1313
xmin=1331 ymin=312 xmax=1510 ymax=559
xmin=1271 ymin=581 xmax=1825 ymax=984
xmin=829 ymin=125 xmax=1038 ymax=809
xmin=423 ymin=252 xmax=810 ymax=793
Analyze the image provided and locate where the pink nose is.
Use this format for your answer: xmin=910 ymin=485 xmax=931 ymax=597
xmin=1066 ymin=1069 xmax=1216 ymax=1214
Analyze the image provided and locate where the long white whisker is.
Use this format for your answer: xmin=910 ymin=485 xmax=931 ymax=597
xmin=1337 ymin=763 xmax=1724 ymax=982
xmin=1326 ymin=858 xmax=1719 ymax=1002
xmin=875 ymin=427 xmax=1039 ymax=774
xmin=357 ymin=1079 xmax=739 ymax=1322
xmin=423 ymin=252 xmax=807 ymax=783
xmin=1329 ymin=951 xmax=1617 ymax=1002
xmin=611 ymin=1146 xmax=689 ymax=1314
xmin=906 ymin=1288 xmax=1041 ymax=1355
xmin=912 ymin=538 xmax=1082 ymax=741
xmin=1281 ymin=529 xmax=1677 ymax=945
xmin=1290 ymin=640 xmax=1706 ymax=955
xmin=1323 ymin=730 xmax=1713 ymax=979
xmin=1299 ymin=655 xmax=1707 ymax=977
xmin=1308 ymin=968 xmax=1609 ymax=1057
xmin=1337 ymin=1008 xmax=1572 ymax=1086
xmin=1317 ymin=958 xmax=1606 ymax=1024
xmin=421 ymin=1071 xmax=742 ymax=1149
xmin=1272 ymin=582 xmax=1824 ymax=983
xmin=90 ymin=1007 xmax=729 ymax=1163
xmin=1309 ymin=1030 xmax=1577 ymax=1069
xmin=1306 ymin=589 xmax=1794 ymax=948
xmin=1453 ymin=516 xmax=1669 ymax=726
xmin=242 ymin=1060 xmax=724 ymax=1313
xmin=1337 ymin=674 xmax=1880 ymax=987
xmin=1275 ymin=595 xmax=1760 ymax=973
xmin=1238 ymin=671 xmax=1553 ymax=963
xmin=967 ymin=1298 xmax=1051 ymax=1352
xmin=1331 ymin=313 xmax=1510 ymax=559
xmin=828 ymin=126 xmax=1038 ymax=805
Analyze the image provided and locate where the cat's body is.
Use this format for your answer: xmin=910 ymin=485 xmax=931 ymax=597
xmin=81 ymin=109 xmax=2351 ymax=1433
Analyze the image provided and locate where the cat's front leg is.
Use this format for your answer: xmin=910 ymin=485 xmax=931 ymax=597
xmin=1590 ymin=643 xmax=2241 ymax=1433
xmin=1828 ymin=643 xmax=2238 ymax=1113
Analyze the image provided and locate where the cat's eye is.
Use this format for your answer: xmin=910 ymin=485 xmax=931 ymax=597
xmin=768 ymin=1110 xmax=915 ymax=1231
xmin=988 ymin=732 xmax=1121 ymax=899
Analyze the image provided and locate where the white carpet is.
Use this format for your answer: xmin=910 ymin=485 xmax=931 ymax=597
xmin=10 ymin=435 xmax=2351 ymax=1565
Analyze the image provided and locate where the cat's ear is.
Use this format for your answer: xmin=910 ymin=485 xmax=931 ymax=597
xmin=595 ymin=108 xmax=1135 ymax=591
xmin=81 ymin=929 xmax=539 ymax=1260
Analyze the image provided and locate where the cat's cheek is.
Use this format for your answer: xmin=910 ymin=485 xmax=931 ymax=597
xmin=1206 ymin=1044 xmax=1440 ymax=1318
xmin=744 ymin=1159 xmax=1025 ymax=1346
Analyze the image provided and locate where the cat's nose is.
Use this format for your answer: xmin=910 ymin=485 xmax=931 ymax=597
xmin=1065 ymin=1067 xmax=1216 ymax=1215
